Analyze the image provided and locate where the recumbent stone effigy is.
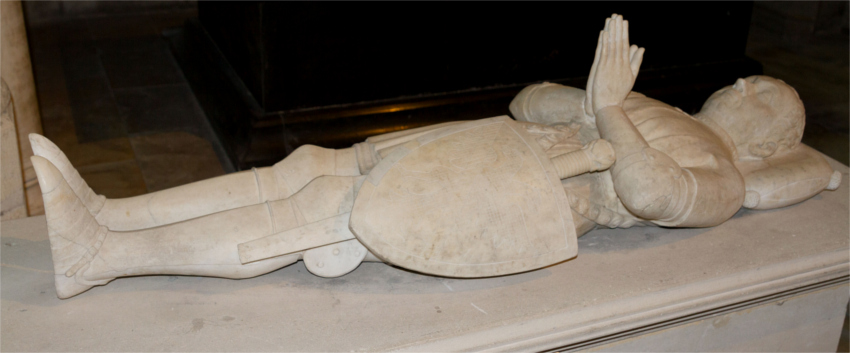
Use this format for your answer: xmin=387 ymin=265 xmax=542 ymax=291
xmin=30 ymin=14 xmax=842 ymax=298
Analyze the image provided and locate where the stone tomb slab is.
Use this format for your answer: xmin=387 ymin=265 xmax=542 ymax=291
xmin=1 ymin=157 xmax=847 ymax=352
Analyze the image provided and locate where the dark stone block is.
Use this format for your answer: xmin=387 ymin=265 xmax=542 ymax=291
xmin=99 ymin=37 xmax=185 ymax=89
xmin=61 ymin=42 xmax=126 ymax=142
xmin=114 ymin=84 xmax=206 ymax=136
xmin=60 ymin=42 xmax=102 ymax=79
xmin=202 ymin=2 xmax=755 ymax=113
xmin=175 ymin=2 xmax=761 ymax=170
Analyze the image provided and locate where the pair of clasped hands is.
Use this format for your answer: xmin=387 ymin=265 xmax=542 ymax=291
xmin=523 ymin=14 xmax=645 ymax=151
xmin=584 ymin=14 xmax=646 ymax=118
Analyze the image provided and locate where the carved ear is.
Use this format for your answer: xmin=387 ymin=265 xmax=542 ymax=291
xmin=748 ymin=141 xmax=778 ymax=159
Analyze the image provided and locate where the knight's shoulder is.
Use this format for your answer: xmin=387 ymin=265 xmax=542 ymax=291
xmin=623 ymin=92 xmax=667 ymax=108
xmin=623 ymin=93 xmax=690 ymax=124
xmin=626 ymin=91 xmax=647 ymax=99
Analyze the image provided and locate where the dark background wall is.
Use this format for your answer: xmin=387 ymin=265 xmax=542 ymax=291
xmin=19 ymin=1 xmax=850 ymax=173
xmin=188 ymin=2 xmax=768 ymax=168
xmin=199 ymin=2 xmax=755 ymax=113
xmin=746 ymin=1 xmax=849 ymax=165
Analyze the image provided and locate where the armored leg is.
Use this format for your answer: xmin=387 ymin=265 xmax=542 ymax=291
xmin=33 ymin=155 xmax=361 ymax=298
xmin=30 ymin=134 xmax=360 ymax=230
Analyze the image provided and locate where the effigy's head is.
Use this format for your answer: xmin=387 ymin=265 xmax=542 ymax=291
xmin=699 ymin=75 xmax=805 ymax=160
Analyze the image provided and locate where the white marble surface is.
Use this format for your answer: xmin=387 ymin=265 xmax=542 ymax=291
xmin=1 ymin=157 xmax=846 ymax=351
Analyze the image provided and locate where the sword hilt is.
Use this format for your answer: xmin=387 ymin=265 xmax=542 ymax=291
xmin=550 ymin=139 xmax=615 ymax=179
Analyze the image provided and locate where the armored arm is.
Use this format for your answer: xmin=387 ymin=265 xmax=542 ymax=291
xmin=589 ymin=15 xmax=743 ymax=226
xmin=737 ymin=144 xmax=842 ymax=210
xmin=606 ymin=130 xmax=745 ymax=227
xmin=510 ymin=83 xmax=589 ymax=127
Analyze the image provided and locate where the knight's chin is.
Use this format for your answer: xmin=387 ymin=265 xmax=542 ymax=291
xmin=695 ymin=106 xmax=725 ymax=125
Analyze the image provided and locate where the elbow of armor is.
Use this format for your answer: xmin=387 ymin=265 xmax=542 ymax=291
xmin=509 ymin=83 xmax=588 ymax=126
xmin=614 ymin=148 xmax=684 ymax=220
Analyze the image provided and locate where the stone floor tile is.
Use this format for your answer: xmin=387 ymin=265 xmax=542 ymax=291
xmin=32 ymin=64 xmax=72 ymax=126
xmin=147 ymin=10 xmax=197 ymax=34
xmin=130 ymin=131 xmax=225 ymax=192
xmin=29 ymin=16 xmax=228 ymax=193
xmin=33 ymin=86 xmax=71 ymax=127
xmin=39 ymin=99 xmax=75 ymax=141
xmin=59 ymin=43 xmax=127 ymax=143
xmin=31 ymin=61 xmax=66 ymax=95
xmin=98 ymin=37 xmax=184 ymax=89
xmin=65 ymin=76 xmax=127 ymax=142
xmin=114 ymin=84 xmax=206 ymax=136
xmin=31 ymin=21 xmax=93 ymax=44
xmin=63 ymin=138 xmax=137 ymax=169
xmin=59 ymin=42 xmax=103 ymax=80
xmin=26 ymin=27 xmax=65 ymax=62
xmin=77 ymin=160 xmax=148 ymax=198
xmin=36 ymin=102 xmax=136 ymax=170
xmin=85 ymin=15 xmax=159 ymax=40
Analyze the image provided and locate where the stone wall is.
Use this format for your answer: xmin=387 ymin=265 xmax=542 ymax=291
xmin=23 ymin=1 xmax=197 ymax=26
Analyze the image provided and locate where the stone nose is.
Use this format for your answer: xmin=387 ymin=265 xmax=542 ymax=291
xmin=732 ymin=78 xmax=752 ymax=95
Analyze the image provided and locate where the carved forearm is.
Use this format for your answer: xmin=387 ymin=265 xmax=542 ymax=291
xmin=611 ymin=147 xmax=690 ymax=221
xmin=739 ymin=144 xmax=840 ymax=210
xmin=594 ymin=106 xmax=647 ymax=153
xmin=594 ymin=106 xmax=692 ymax=222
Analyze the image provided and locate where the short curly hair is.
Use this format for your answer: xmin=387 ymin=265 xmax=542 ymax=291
xmin=772 ymin=81 xmax=805 ymax=152
xmin=699 ymin=75 xmax=806 ymax=159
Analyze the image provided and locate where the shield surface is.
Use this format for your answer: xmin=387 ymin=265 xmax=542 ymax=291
xmin=349 ymin=116 xmax=577 ymax=277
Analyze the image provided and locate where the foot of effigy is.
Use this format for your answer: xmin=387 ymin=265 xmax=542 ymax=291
xmin=31 ymin=156 xmax=112 ymax=298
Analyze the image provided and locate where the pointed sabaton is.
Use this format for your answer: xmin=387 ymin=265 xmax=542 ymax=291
xmin=29 ymin=133 xmax=106 ymax=215
xmin=31 ymin=156 xmax=110 ymax=298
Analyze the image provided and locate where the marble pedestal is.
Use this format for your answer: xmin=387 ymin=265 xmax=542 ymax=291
xmin=1 ymin=158 xmax=847 ymax=352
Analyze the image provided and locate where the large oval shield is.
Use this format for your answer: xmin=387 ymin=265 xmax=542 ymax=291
xmin=349 ymin=116 xmax=577 ymax=277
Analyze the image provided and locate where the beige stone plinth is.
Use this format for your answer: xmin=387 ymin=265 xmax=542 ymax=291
xmin=0 ymin=0 xmax=44 ymax=215
xmin=1 ymin=79 xmax=26 ymax=220
xmin=1 ymin=158 xmax=846 ymax=352
xmin=1 ymin=0 xmax=44 ymax=216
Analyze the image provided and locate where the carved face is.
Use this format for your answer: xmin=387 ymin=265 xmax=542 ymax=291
xmin=698 ymin=76 xmax=805 ymax=160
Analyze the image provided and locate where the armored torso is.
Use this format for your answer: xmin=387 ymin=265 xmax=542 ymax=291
xmin=561 ymin=93 xmax=742 ymax=233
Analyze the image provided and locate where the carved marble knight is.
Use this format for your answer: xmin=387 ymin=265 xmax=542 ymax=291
xmin=30 ymin=14 xmax=841 ymax=298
